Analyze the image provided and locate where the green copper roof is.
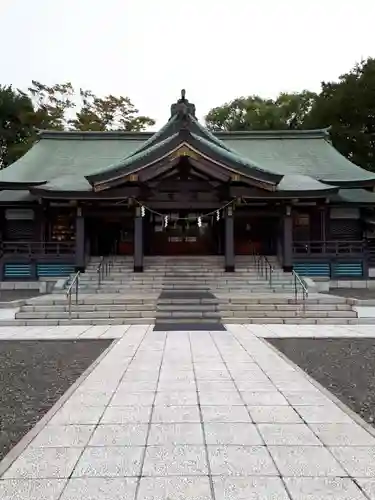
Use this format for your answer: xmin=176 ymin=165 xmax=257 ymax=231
xmin=0 ymin=133 xmax=145 ymax=185
xmin=276 ymin=175 xmax=336 ymax=193
xmin=224 ymin=132 xmax=375 ymax=184
xmin=1 ymin=127 xmax=375 ymax=193
xmin=0 ymin=190 xmax=35 ymax=203
xmin=334 ymin=188 xmax=375 ymax=204
xmin=89 ymin=132 xmax=180 ymax=181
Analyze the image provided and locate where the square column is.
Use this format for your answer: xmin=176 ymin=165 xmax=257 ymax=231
xmin=225 ymin=206 xmax=235 ymax=272
xmin=283 ymin=206 xmax=293 ymax=272
xmin=75 ymin=207 xmax=85 ymax=269
xmin=134 ymin=206 xmax=144 ymax=272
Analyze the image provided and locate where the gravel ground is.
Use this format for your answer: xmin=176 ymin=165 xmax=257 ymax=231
xmin=266 ymin=337 xmax=375 ymax=428
xmin=0 ymin=339 xmax=111 ymax=462
xmin=0 ymin=290 xmax=43 ymax=302
xmin=328 ymin=288 xmax=375 ymax=299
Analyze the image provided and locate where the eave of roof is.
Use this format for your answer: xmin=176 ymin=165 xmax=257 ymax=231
xmin=0 ymin=190 xmax=36 ymax=203
xmin=333 ymin=188 xmax=375 ymax=204
xmin=276 ymin=175 xmax=338 ymax=195
xmin=0 ymin=96 xmax=374 ymax=195
xmin=35 ymin=127 xmax=331 ymax=141
xmin=87 ymin=130 xmax=282 ymax=189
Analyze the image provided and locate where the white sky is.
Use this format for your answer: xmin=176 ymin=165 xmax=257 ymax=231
xmin=1 ymin=0 xmax=375 ymax=128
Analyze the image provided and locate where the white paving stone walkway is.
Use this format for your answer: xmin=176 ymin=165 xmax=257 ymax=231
xmin=0 ymin=324 xmax=375 ymax=499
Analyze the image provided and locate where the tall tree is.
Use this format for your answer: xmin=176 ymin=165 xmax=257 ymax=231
xmin=28 ymin=80 xmax=75 ymax=130
xmin=306 ymin=58 xmax=375 ymax=171
xmin=205 ymin=91 xmax=317 ymax=132
xmin=0 ymin=81 xmax=155 ymax=168
xmin=0 ymin=85 xmax=35 ymax=168
xmin=28 ymin=81 xmax=155 ymax=132
xmin=70 ymin=89 xmax=155 ymax=131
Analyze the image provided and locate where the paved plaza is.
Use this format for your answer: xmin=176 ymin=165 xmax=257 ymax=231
xmin=0 ymin=324 xmax=375 ymax=499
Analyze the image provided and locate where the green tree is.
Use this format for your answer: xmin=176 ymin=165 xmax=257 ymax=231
xmin=0 ymin=85 xmax=35 ymax=168
xmin=28 ymin=80 xmax=75 ymax=130
xmin=70 ymin=89 xmax=155 ymax=131
xmin=205 ymin=91 xmax=317 ymax=132
xmin=28 ymin=82 xmax=155 ymax=132
xmin=306 ymin=58 xmax=375 ymax=171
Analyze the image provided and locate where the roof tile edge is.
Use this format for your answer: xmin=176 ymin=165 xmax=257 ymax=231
xmin=37 ymin=130 xmax=154 ymax=140
xmin=37 ymin=128 xmax=330 ymax=141
xmin=216 ymin=129 xmax=330 ymax=140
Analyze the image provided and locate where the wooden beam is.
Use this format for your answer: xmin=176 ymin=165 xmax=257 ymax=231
xmin=146 ymin=201 xmax=223 ymax=210
xmin=188 ymin=157 xmax=231 ymax=182
xmin=150 ymin=180 xmax=217 ymax=192
xmin=138 ymin=156 xmax=180 ymax=182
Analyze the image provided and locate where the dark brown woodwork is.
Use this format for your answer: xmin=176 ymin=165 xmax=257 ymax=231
xmin=138 ymin=157 xmax=180 ymax=182
xmin=145 ymin=201 xmax=223 ymax=209
xmin=150 ymin=180 xmax=217 ymax=192
xmin=188 ymin=157 xmax=231 ymax=182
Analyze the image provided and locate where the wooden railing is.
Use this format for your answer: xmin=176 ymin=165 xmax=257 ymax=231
xmin=1 ymin=241 xmax=75 ymax=256
xmin=293 ymin=240 xmax=364 ymax=256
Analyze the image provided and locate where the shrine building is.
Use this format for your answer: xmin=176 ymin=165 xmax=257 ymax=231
xmin=0 ymin=90 xmax=375 ymax=280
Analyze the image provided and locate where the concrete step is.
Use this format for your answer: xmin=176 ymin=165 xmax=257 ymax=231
xmin=15 ymin=311 xmax=155 ymax=320
xmin=0 ymin=318 xmax=152 ymax=326
xmin=216 ymin=304 xmax=353 ymax=311
xmin=27 ymin=296 xmax=157 ymax=305
xmin=84 ymin=279 xmax=294 ymax=285
xmin=153 ymin=318 xmax=223 ymax=324
xmin=20 ymin=304 xmax=156 ymax=312
xmin=223 ymin=317 xmax=360 ymax=325
xmin=156 ymin=304 xmax=219 ymax=311
xmin=155 ymin=311 xmax=222 ymax=319
xmin=220 ymin=310 xmax=357 ymax=318
xmin=94 ymin=269 xmax=284 ymax=274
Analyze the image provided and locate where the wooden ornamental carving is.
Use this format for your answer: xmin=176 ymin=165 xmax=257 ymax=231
xmin=170 ymin=145 xmax=198 ymax=161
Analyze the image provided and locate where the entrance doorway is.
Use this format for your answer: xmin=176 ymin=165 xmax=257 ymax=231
xmin=235 ymin=215 xmax=279 ymax=255
xmin=86 ymin=215 xmax=134 ymax=256
xmin=148 ymin=211 xmax=220 ymax=255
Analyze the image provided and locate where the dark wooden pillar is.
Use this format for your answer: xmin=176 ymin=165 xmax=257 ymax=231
xmin=134 ymin=206 xmax=144 ymax=272
xmin=225 ymin=206 xmax=235 ymax=272
xmin=283 ymin=206 xmax=293 ymax=272
xmin=34 ymin=206 xmax=43 ymax=241
xmin=75 ymin=207 xmax=85 ymax=269
xmin=320 ymin=207 xmax=327 ymax=241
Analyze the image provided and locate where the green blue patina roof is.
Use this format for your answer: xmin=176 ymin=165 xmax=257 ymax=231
xmin=333 ymin=188 xmax=375 ymax=204
xmin=0 ymin=126 xmax=375 ymax=193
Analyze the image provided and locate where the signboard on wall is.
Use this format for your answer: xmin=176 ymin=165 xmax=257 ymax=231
xmin=5 ymin=209 xmax=34 ymax=220
xmin=330 ymin=208 xmax=360 ymax=219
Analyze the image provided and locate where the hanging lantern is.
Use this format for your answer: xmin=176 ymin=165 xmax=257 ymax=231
xmin=141 ymin=205 xmax=146 ymax=217
xmin=216 ymin=210 xmax=220 ymax=221
xmin=197 ymin=216 xmax=202 ymax=228
xmin=164 ymin=215 xmax=169 ymax=228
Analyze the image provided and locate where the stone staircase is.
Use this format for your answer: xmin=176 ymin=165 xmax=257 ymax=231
xmin=2 ymin=255 xmax=362 ymax=326
xmin=74 ymin=255 xmax=297 ymax=294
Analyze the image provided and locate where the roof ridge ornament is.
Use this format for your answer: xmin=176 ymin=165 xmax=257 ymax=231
xmin=170 ymin=89 xmax=196 ymax=119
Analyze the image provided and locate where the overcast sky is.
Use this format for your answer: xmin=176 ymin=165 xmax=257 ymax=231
xmin=1 ymin=0 xmax=375 ymax=128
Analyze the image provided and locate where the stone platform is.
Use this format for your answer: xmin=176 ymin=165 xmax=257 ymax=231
xmin=0 ymin=324 xmax=374 ymax=499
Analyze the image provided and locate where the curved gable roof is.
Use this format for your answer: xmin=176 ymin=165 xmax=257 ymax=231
xmin=0 ymin=98 xmax=374 ymax=195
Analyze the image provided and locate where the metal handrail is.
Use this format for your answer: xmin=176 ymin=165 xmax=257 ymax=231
xmin=66 ymin=270 xmax=80 ymax=318
xmin=97 ymin=244 xmax=116 ymax=288
xmin=97 ymin=257 xmax=106 ymax=288
xmin=292 ymin=269 xmax=308 ymax=311
xmin=252 ymin=248 xmax=273 ymax=287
